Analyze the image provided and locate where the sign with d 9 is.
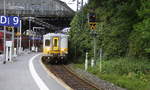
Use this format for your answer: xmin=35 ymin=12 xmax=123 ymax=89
xmin=0 ymin=16 xmax=20 ymax=27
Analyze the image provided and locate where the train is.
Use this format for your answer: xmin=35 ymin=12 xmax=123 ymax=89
xmin=0 ymin=31 xmax=12 ymax=54
xmin=0 ymin=31 xmax=42 ymax=54
xmin=42 ymin=33 xmax=69 ymax=63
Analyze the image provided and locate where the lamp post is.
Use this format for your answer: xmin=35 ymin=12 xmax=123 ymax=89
xmin=11 ymin=27 xmax=14 ymax=56
xmin=68 ymin=0 xmax=80 ymax=11
xmin=32 ymin=27 xmax=44 ymax=51
xmin=28 ymin=17 xmax=34 ymax=51
xmin=16 ymin=6 xmax=24 ymax=54
xmin=29 ymin=17 xmax=31 ymax=51
xmin=10 ymin=6 xmax=24 ymax=54
xmin=3 ymin=0 xmax=6 ymax=61
xmin=81 ymin=0 xmax=83 ymax=9
xmin=77 ymin=0 xmax=79 ymax=11
xmin=19 ymin=20 xmax=22 ymax=53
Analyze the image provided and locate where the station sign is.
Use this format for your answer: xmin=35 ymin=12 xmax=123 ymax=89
xmin=0 ymin=16 xmax=20 ymax=27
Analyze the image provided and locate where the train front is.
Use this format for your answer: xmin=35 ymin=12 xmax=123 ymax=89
xmin=42 ymin=33 xmax=68 ymax=63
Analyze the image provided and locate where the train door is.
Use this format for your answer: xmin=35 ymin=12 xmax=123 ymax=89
xmin=52 ymin=37 xmax=59 ymax=50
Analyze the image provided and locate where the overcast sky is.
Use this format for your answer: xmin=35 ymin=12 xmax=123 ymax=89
xmin=60 ymin=0 xmax=88 ymax=11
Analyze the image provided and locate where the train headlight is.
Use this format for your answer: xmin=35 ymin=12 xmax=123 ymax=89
xmin=61 ymin=48 xmax=65 ymax=51
xmin=48 ymin=48 xmax=51 ymax=51
xmin=46 ymin=48 xmax=51 ymax=51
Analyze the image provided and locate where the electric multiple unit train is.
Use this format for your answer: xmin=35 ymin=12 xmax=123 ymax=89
xmin=42 ymin=33 xmax=69 ymax=63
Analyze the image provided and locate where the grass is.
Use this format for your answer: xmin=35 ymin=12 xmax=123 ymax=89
xmin=72 ymin=58 xmax=150 ymax=90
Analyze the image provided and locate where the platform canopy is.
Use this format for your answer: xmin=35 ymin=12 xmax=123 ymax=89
xmin=0 ymin=0 xmax=74 ymax=17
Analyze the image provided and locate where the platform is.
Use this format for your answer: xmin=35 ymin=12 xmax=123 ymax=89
xmin=0 ymin=52 xmax=70 ymax=90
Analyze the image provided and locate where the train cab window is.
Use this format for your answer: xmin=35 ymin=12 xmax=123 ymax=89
xmin=54 ymin=39 xmax=57 ymax=47
xmin=45 ymin=39 xmax=50 ymax=46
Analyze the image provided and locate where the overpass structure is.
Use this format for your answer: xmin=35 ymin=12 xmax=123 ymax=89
xmin=0 ymin=0 xmax=74 ymax=17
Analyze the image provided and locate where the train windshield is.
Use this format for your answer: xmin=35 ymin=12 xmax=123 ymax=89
xmin=45 ymin=39 xmax=50 ymax=46
xmin=53 ymin=37 xmax=59 ymax=50
xmin=54 ymin=39 xmax=58 ymax=47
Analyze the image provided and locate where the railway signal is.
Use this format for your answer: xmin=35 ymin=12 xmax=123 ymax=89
xmin=89 ymin=22 xmax=96 ymax=30
xmin=88 ymin=13 xmax=96 ymax=30
xmin=88 ymin=12 xmax=97 ymax=66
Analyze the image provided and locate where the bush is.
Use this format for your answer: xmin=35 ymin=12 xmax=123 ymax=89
xmin=73 ymin=57 xmax=150 ymax=90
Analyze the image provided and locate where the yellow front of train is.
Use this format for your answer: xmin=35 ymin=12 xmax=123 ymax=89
xmin=42 ymin=33 xmax=68 ymax=63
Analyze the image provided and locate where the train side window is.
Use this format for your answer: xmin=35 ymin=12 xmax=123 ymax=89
xmin=45 ymin=39 xmax=50 ymax=46
xmin=0 ymin=39 xmax=2 ymax=43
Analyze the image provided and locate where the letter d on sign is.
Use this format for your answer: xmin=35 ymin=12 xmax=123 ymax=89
xmin=0 ymin=16 xmax=7 ymax=24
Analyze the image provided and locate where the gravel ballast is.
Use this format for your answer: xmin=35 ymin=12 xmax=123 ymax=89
xmin=66 ymin=64 xmax=127 ymax=90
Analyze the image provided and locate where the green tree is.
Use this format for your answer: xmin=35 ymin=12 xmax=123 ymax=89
xmin=129 ymin=0 xmax=150 ymax=57
xmin=69 ymin=0 xmax=149 ymax=60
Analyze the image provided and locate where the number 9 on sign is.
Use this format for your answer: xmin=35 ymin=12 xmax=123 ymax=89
xmin=13 ymin=17 xmax=19 ymax=25
xmin=10 ymin=16 xmax=20 ymax=27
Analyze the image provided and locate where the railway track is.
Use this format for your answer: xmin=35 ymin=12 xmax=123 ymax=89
xmin=45 ymin=63 xmax=100 ymax=90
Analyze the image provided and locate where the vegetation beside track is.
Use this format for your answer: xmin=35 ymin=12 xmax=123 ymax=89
xmin=69 ymin=0 xmax=150 ymax=90
xmin=72 ymin=58 xmax=150 ymax=90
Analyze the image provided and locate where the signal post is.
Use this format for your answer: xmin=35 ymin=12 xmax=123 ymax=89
xmin=88 ymin=12 xmax=97 ymax=65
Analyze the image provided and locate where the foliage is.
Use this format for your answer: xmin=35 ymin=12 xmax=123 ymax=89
xmin=129 ymin=0 xmax=150 ymax=57
xmin=69 ymin=8 xmax=93 ymax=58
xmin=99 ymin=73 xmax=150 ymax=90
xmin=97 ymin=58 xmax=150 ymax=90
xmin=70 ymin=1 xmax=150 ymax=89
xmin=73 ymin=58 xmax=150 ymax=90
xmin=69 ymin=0 xmax=150 ymax=59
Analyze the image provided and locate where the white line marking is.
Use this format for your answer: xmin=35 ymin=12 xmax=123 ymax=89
xmin=29 ymin=54 xmax=49 ymax=90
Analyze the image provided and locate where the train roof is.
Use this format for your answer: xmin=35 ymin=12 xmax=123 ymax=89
xmin=43 ymin=33 xmax=69 ymax=37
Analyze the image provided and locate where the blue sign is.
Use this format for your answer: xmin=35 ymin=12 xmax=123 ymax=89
xmin=0 ymin=16 xmax=20 ymax=27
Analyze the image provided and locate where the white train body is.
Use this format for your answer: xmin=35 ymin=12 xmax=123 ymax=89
xmin=42 ymin=33 xmax=69 ymax=63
